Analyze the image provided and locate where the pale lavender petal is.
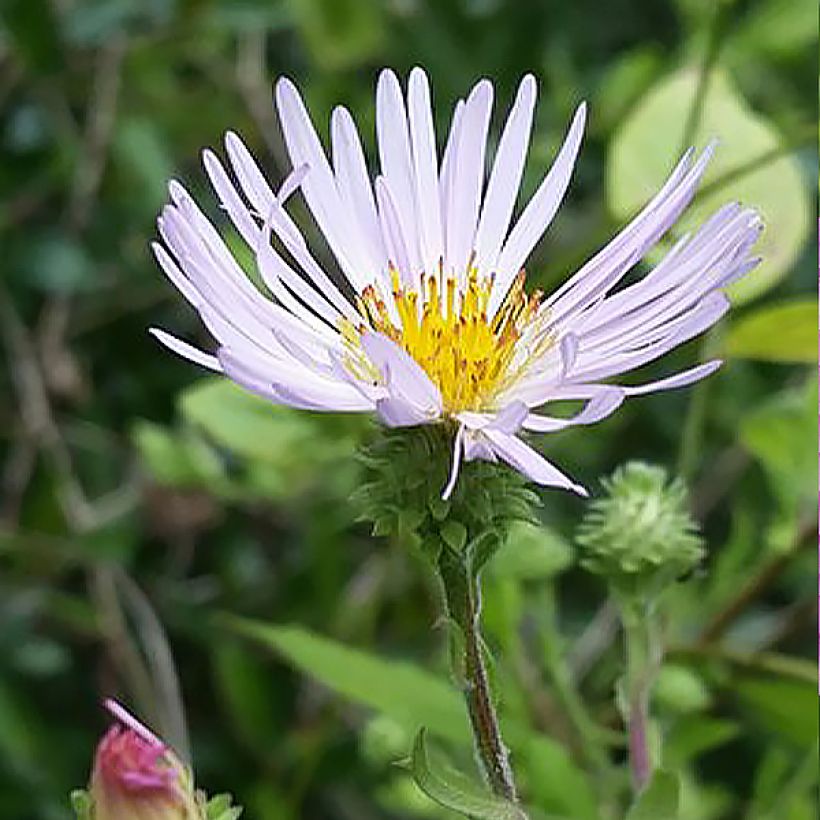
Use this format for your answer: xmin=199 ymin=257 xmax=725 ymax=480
xmin=439 ymin=98 xmax=465 ymax=243
xmin=149 ymin=328 xmax=222 ymax=372
xmin=621 ymin=360 xmax=723 ymax=396
xmin=331 ymin=105 xmax=388 ymax=282
xmin=522 ymin=387 xmax=624 ymax=432
xmin=375 ymin=176 xmax=414 ymax=288
xmin=359 ymin=331 xmax=443 ymax=418
xmin=490 ymin=102 xmax=586 ymax=315
xmin=487 ymin=400 xmax=529 ymax=434
xmin=473 ymin=74 xmax=537 ymax=278
xmin=446 ymin=79 xmax=493 ymax=280
xmin=408 ymin=67 xmax=444 ymax=277
xmin=482 ymin=429 xmax=588 ymax=496
xmin=376 ymin=396 xmax=431 ymax=427
xmin=275 ymin=78 xmax=368 ymax=289
xmin=376 ymin=70 xmax=422 ymax=276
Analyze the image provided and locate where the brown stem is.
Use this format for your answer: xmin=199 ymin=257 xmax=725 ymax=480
xmin=462 ymin=583 xmax=517 ymax=802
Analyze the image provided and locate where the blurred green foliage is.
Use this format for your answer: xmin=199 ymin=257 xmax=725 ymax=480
xmin=0 ymin=0 xmax=816 ymax=818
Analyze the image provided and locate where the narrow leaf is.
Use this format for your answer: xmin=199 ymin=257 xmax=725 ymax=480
xmin=410 ymin=728 xmax=527 ymax=820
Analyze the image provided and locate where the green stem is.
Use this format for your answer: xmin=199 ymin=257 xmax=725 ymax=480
xmin=437 ymin=547 xmax=519 ymax=804
xmin=618 ymin=596 xmax=662 ymax=794
xmin=677 ymin=328 xmax=721 ymax=479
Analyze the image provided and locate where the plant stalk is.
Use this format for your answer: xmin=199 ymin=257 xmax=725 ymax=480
xmin=438 ymin=547 xmax=519 ymax=804
xmin=619 ymin=597 xmax=660 ymax=793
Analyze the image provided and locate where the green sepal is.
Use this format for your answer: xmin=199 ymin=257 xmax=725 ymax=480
xmin=203 ymin=791 xmax=244 ymax=820
xmin=441 ymin=521 xmax=468 ymax=552
xmin=409 ymin=728 xmax=527 ymax=820
xmin=468 ymin=529 xmax=503 ymax=575
xmin=70 ymin=790 xmax=93 ymax=820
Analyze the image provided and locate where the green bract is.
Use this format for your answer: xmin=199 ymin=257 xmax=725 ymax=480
xmin=352 ymin=425 xmax=540 ymax=567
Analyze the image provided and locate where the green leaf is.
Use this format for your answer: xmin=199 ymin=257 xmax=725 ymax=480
xmin=409 ymin=729 xmax=527 ymax=820
xmin=179 ymin=379 xmax=363 ymax=497
xmin=225 ymin=618 xmax=471 ymax=744
xmin=724 ymin=300 xmax=817 ymax=363
xmin=739 ymin=377 xmax=816 ymax=526
xmin=287 ymin=0 xmax=384 ymax=70
xmin=489 ymin=521 xmax=573 ymax=581
xmin=625 ymin=769 xmax=680 ymax=820
xmin=664 ymin=717 xmax=740 ymax=767
xmin=608 ymin=67 xmax=810 ymax=305
xmin=735 ymin=677 xmax=818 ymax=748
xmin=132 ymin=420 xmax=224 ymax=486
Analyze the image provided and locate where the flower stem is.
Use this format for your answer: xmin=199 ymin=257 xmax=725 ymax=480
xmin=619 ymin=596 xmax=660 ymax=793
xmin=437 ymin=546 xmax=519 ymax=804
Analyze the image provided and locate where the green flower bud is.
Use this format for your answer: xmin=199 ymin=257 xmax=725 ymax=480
xmin=575 ymin=462 xmax=704 ymax=597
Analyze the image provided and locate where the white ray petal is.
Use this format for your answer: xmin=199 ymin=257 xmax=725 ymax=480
xmin=473 ymin=74 xmax=537 ymax=278
xmin=490 ymin=102 xmax=586 ymax=315
xmin=447 ymin=79 xmax=494 ymax=282
xmin=408 ymin=67 xmax=444 ymax=278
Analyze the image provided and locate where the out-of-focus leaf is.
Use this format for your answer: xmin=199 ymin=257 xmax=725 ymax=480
xmin=654 ymin=664 xmax=712 ymax=715
xmin=489 ymin=521 xmax=573 ymax=581
xmin=24 ymin=231 xmax=95 ymax=292
xmin=608 ymin=68 xmax=809 ymax=305
xmin=287 ymin=0 xmax=384 ymax=70
xmin=734 ymin=677 xmax=817 ymax=748
xmin=519 ymin=734 xmax=600 ymax=820
xmin=113 ymin=118 xmax=174 ymax=213
xmin=211 ymin=640 xmax=283 ymax=754
xmin=206 ymin=0 xmax=291 ymax=31
xmin=132 ymin=420 xmax=224 ymax=486
xmin=179 ymin=380 xmax=362 ymax=486
xmin=2 ymin=0 xmax=63 ymax=74
xmin=409 ymin=728 xmax=527 ymax=820
xmin=594 ymin=46 xmax=664 ymax=130
xmin=63 ymin=0 xmax=175 ymax=45
xmin=724 ymin=300 xmax=817 ymax=363
xmin=227 ymin=618 xmax=470 ymax=743
xmin=664 ymin=717 xmax=740 ymax=767
xmin=625 ymin=769 xmax=680 ymax=820
xmin=738 ymin=377 xmax=816 ymax=534
xmin=730 ymin=0 xmax=816 ymax=59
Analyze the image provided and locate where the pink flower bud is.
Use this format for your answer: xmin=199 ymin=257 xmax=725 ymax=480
xmin=87 ymin=699 xmax=198 ymax=820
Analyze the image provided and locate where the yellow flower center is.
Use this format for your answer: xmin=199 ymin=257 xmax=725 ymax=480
xmin=341 ymin=267 xmax=554 ymax=414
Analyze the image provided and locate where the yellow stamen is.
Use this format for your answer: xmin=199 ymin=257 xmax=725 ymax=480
xmin=344 ymin=268 xmax=553 ymax=414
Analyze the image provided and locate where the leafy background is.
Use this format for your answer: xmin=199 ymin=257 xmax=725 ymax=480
xmin=0 ymin=0 xmax=816 ymax=818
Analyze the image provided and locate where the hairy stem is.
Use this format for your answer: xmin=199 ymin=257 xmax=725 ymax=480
xmin=438 ymin=547 xmax=519 ymax=803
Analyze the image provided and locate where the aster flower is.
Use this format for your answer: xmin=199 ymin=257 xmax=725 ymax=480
xmin=151 ymin=68 xmax=761 ymax=499
xmin=81 ymin=699 xmax=198 ymax=820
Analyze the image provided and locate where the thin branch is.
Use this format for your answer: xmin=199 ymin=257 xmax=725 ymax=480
xmin=68 ymin=38 xmax=127 ymax=232
xmin=699 ymin=514 xmax=816 ymax=644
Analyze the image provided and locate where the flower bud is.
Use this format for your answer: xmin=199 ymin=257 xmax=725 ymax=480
xmin=576 ymin=462 xmax=704 ymax=597
xmin=75 ymin=700 xmax=200 ymax=820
